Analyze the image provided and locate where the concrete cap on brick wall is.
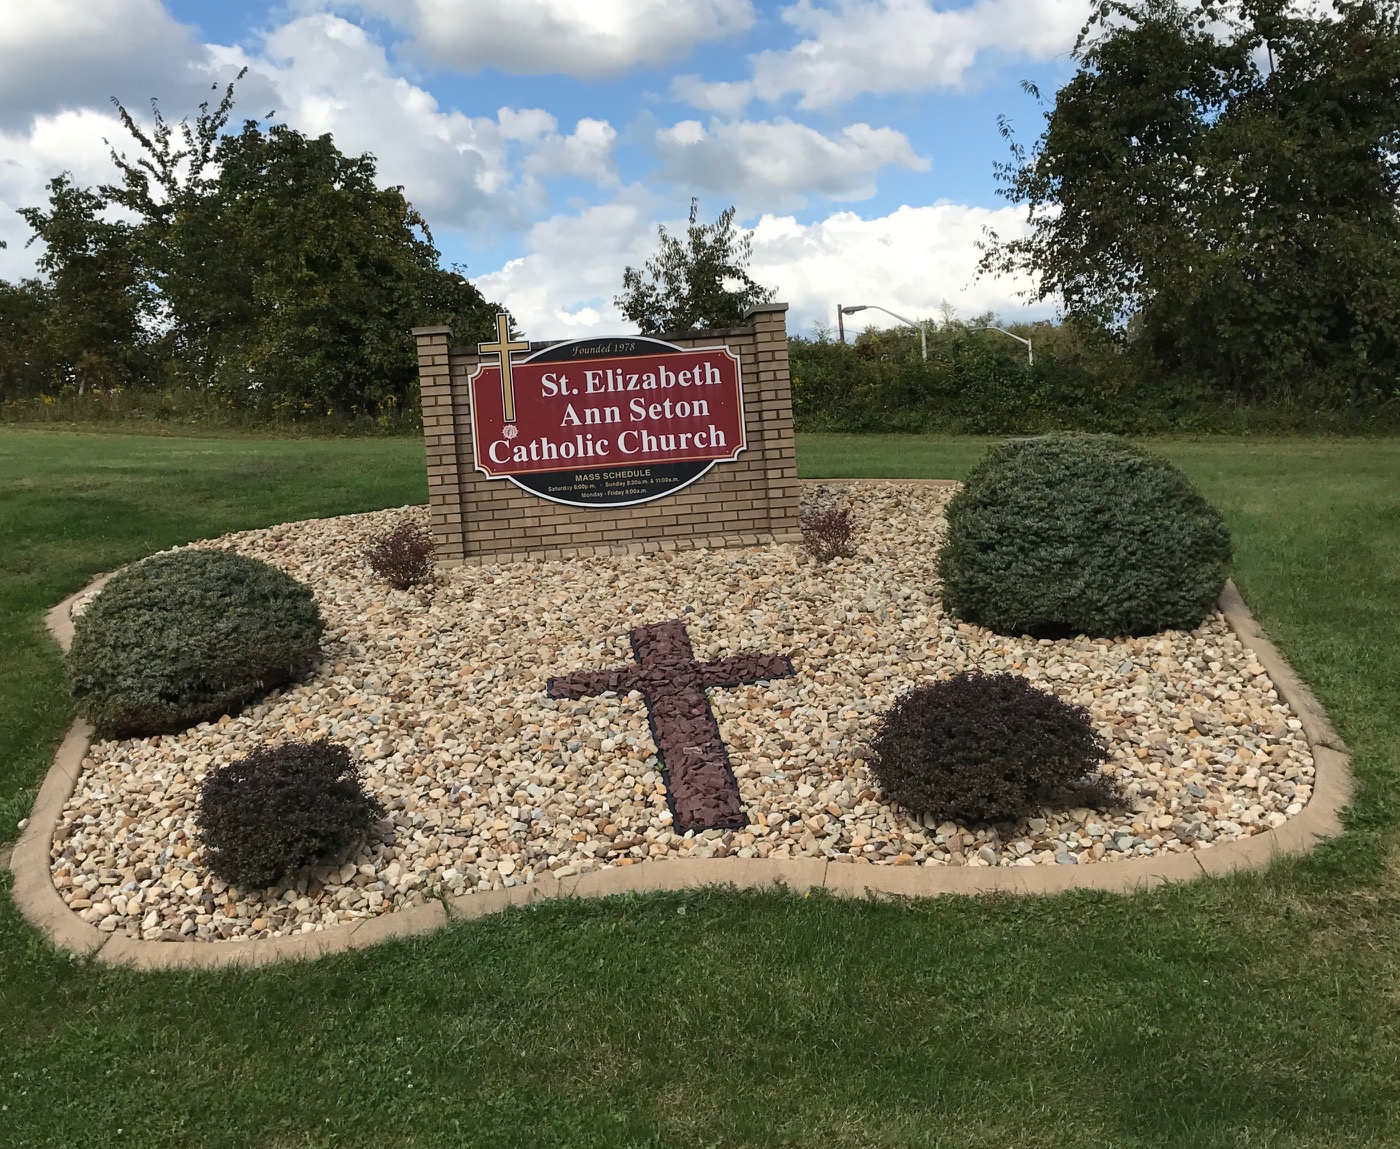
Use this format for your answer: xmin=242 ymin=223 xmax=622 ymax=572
xmin=744 ymin=302 xmax=789 ymax=317
xmin=411 ymin=325 xmax=452 ymax=337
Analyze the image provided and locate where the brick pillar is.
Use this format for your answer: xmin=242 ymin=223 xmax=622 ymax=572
xmin=745 ymin=303 xmax=802 ymax=543
xmin=412 ymin=325 xmax=466 ymax=565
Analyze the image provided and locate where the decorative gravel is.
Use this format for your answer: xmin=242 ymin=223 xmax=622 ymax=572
xmin=49 ymin=483 xmax=1315 ymax=943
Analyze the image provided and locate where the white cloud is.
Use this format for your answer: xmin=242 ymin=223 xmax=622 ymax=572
xmin=248 ymin=16 xmax=623 ymax=230
xmin=669 ymin=76 xmax=757 ymax=118
xmin=674 ymin=0 xmax=1089 ymax=110
xmin=525 ymin=118 xmax=619 ymax=184
xmin=335 ymin=0 xmax=756 ymax=78
xmin=476 ymin=197 xmax=1049 ymax=340
xmin=0 ymin=109 xmax=129 ymax=281
xmin=476 ymin=192 xmax=663 ymax=335
xmin=655 ymin=118 xmax=927 ymax=208
xmin=252 ymin=15 xmax=535 ymax=229
xmin=497 ymin=107 xmax=557 ymax=143
xmin=746 ymin=203 xmax=1046 ymax=330
xmin=0 ymin=0 xmax=226 ymax=128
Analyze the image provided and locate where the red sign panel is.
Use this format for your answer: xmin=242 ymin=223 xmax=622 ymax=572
xmin=469 ymin=330 xmax=747 ymax=507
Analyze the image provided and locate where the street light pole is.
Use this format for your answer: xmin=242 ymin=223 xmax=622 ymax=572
xmin=837 ymin=303 xmax=845 ymax=345
xmin=840 ymin=304 xmax=927 ymax=362
xmin=971 ymin=325 xmax=1033 ymax=367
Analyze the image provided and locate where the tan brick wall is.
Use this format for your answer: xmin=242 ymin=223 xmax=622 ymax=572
xmin=412 ymin=304 xmax=801 ymax=566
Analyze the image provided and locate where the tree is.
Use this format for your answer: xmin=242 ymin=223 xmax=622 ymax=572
xmin=13 ymin=75 xmax=499 ymax=416
xmin=100 ymin=76 xmax=236 ymax=359
xmin=98 ymin=80 xmax=498 ymax=414
xmin=17 ymin=174 xmax=149 ymax=393
xmin=616 ymin=199 xmax=775 ymax=334
xmin=0 ymin=277 xmax=58 ymax=399
xmin=177 ymin=117 xmax=495 ymax=414
xmin=981 ymin=0 xmax=1400 ymax=404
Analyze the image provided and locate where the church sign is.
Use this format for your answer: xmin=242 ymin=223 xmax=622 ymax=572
xmin=469 ymin=315 xmax=746 ymax=507
xmin=413 ymin=301 xmax=799 ymax=566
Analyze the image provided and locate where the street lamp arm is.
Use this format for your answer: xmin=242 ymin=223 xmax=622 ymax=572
xmin=971 ymin=325 xmax=1029 ymax=348
xmin=970 ymin=325 xmax=1033 ymax=367
xmin=840 ymin=303 xmax=927 ymax=361
xmin=843 ymin=303 xmax=919 ymax=328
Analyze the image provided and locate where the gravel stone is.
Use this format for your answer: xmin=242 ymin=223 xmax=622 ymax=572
xmin=50 ymin=483 xmax=1315 ymax=941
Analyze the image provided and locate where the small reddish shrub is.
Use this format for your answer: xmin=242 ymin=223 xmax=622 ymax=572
xmin=196 ymin=739 xmax=385 ymax=888
xmin=870 ymin=671 xmax=1118 ymax=823
xmin=365 ymin=521 xmax=434 ymax=589
xmin=801 ymin=505 xmax=855 ymax=562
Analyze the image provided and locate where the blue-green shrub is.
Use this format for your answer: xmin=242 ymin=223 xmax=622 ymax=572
xmin=69 ymin=548 xmax=324 ymax=737
xmin=938 ymin=434 xmax=1232 ymax=636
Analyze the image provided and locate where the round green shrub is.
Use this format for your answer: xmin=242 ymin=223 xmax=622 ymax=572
xmin=195 ymin=739 xmax=384 ymax=888
xmin=869 ymin=671 xmax=1116 ymax=823
xmin=938 ymin=433 xmax=1232 ymax=636
xmin=68 ymin=548 xmax=324 ymax=738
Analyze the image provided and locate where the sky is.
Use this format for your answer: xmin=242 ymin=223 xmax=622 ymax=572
xmin=0 ymin=0 xmax=1092 ymax=341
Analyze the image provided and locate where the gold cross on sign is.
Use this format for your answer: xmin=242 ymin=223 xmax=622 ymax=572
xmin=478 ymin=313 xmax=530 ymax=422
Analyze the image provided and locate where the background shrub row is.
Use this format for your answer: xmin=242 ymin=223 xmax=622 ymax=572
xmin=788 ymin=331 xmax=1400 ymax=436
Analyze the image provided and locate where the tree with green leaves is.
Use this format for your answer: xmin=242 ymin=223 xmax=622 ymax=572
xmin=173 ymin=116 xmax=494 ymax=414
xmin=616 ymin=199 xmax=775 ymax=334
xmin=0 ymin=276 xmax=58 ymax=399
xmin=99 ymin=76 xmax=234 ymax=357
xmin=17 ymin=174 xmax=149 ymax=394
xmin=8 ymin=75 xmax=499 ymax=417
xmin=99 ymin=78 xmax=497 ymax=414
xmin=981 ymin=0 xmax=1400 ymax=405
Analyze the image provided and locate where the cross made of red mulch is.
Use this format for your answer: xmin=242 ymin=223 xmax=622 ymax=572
xmin=547 ymin=618 xmax=794 ymax=832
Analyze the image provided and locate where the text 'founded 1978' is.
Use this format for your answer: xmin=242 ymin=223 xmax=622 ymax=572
xmin=468 ymin=319 xmax=747 ymax=507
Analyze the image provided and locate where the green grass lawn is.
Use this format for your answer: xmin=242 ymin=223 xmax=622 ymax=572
xmin=2 ymin=426 xmax=1398 ymax=1148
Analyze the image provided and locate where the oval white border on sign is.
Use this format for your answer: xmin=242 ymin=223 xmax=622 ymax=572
xmin=470 ymin=333 xmax=748 ymax=509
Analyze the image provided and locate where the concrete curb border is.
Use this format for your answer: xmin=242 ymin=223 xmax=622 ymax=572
xmin=6 ymin=527 xmax=1352 ymax=970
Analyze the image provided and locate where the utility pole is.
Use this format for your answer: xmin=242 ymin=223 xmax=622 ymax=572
xmin=837 ymin=303 xmax=845 ymax=345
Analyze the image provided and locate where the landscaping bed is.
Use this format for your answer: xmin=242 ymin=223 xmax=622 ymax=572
xmin=48 ymin=482 xmax=1314 ymax=943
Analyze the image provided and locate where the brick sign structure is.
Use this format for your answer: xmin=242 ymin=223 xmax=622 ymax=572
xmin=413 ymin=303 xmax=800 ymax=565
